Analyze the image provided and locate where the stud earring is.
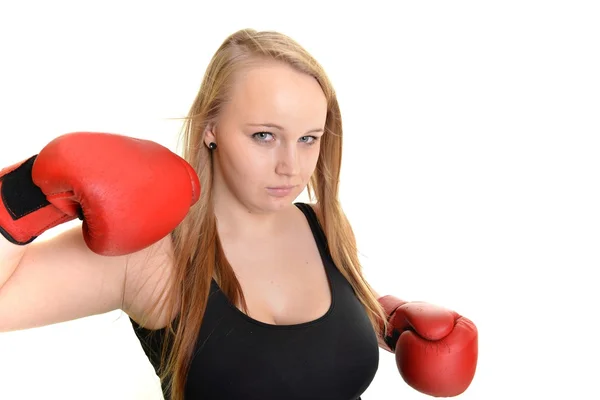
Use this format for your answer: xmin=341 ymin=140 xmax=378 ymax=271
xmin=208 ymin=142 xmax=217 ymax=150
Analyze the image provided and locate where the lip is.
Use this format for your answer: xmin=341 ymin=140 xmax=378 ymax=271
xmin=266 ymin=185 xmax=298 ymax=198
xmin=267 ymin=185 xmax=297 ymax=190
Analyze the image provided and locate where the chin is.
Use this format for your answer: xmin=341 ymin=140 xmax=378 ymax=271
xmin=256 ymin=191 xmax=301 ymax=213
xmin=262 ymin=198 xmax=296 ymax=213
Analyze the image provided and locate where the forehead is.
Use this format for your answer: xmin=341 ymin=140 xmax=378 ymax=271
xmin=224 ymin=60 xmax=328 ymax=127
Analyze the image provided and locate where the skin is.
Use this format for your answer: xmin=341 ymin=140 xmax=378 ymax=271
xmin=206 ymin=59 xmax=327 ymax=234
xmin=203 ymin=59 xmax=335 ymax=324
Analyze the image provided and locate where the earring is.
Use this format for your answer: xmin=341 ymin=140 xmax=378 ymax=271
xmin=208 ymin=142 xmax=217 ymax=150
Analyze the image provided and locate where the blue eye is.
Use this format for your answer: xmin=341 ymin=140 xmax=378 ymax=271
xmin=251 ymin=132 xmax=320 ymax=145
xmin=252 ymin=132 xmax=273 ymax=142
xmin=300 ymin=136 xmax=319 ymax=145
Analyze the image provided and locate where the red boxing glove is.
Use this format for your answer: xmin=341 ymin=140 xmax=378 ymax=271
xmin=0 ymin=132 xmax=200 ymax=255
xmin=379 ymin=295 xmax=478 ymax=397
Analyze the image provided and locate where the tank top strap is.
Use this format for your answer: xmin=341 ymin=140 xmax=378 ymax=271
xmin=294 ymin=202 xmax=331 ymax=259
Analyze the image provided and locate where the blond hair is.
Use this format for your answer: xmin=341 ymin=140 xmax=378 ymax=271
xmin=151 ymin=28 xmax=387 ymax=400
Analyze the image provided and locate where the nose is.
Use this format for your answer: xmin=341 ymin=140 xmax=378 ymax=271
xmin=274 ymin=143 xmax=299 ymax=177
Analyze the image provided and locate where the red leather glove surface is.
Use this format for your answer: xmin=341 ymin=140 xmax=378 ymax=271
xmin=379 ymin=295 xmax=478 ymax=397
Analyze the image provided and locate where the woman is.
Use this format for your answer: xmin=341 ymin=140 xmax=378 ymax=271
xmin=0 ymin=29 xmax=477 ymax=399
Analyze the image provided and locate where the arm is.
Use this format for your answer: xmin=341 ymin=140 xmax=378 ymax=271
xmin=0 ymin=131 xmax=200 ymax=332
xmin=0 ymin=238 xmax=25 ymax=292
xmin=0 ymin=225 xmax=173 ymax=332
xmin=1 ymin=225 xmax=130 ymax=331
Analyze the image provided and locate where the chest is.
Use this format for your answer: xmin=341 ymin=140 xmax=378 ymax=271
xmin=185 ymin=270 xmax=380 ymax=400
xmin=219 ymin=227 xmax=332 ymax=326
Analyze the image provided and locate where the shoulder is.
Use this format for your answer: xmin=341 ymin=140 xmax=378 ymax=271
xmin=123 ymin=234 xmax=179 ymax=330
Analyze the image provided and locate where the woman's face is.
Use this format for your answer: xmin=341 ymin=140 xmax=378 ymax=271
xmin=206 ymin=60 xmax=328 ymax=214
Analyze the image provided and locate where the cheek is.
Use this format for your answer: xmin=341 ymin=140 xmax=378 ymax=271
xmin=301 ymin=147 xmax=321 ymax=176
xmin=223 ymin=145 xmax=270 ymax=181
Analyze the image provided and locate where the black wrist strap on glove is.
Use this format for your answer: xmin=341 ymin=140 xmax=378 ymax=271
xmin=0 ymin=154 xmax=54 ymax=245
xmin=1 ymin=155 xmax=50 ymax=221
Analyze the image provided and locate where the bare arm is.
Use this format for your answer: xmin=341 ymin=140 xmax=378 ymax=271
xmin=0 ymin=224 xmax=174 ymax=332
xmin=0 ymin=236 xmax=26 ymax=291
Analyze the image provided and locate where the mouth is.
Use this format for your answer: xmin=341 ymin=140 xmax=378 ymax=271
xmin=265 ymin=185 xmax=298 ymax=197
xmin=266 ymin=185 xmax=297 ymax=190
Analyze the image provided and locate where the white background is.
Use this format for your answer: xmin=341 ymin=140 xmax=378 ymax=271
xmin=0 ymin=1 xmax=599 ymax=399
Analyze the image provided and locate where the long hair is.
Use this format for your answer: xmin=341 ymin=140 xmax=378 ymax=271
xmin=150 ymin=28 xmax=388 ymax=400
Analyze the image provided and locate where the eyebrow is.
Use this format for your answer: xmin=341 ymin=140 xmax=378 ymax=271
xmin=246 ymin=123 xmax=324 ymax=134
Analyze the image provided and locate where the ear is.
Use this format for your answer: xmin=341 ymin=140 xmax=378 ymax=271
xmin=203 ymin=123 xmax=217 ymax=147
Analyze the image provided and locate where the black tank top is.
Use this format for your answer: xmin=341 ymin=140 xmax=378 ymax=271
xmin=130 ymin=203 xmax=379 ymax=399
